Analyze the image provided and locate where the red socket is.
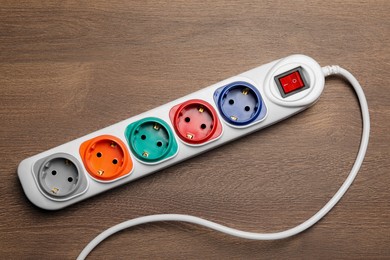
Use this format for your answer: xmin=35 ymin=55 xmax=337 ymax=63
xmin=169 ymin=99 xmax=222 ymax=145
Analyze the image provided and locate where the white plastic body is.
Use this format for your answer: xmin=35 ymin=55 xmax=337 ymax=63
xmin=18 ymin=54 xmax=325 ymax=210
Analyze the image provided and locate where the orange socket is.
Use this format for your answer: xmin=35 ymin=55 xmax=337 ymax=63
xmin=79 ymin=135 xmax=133 ymax=182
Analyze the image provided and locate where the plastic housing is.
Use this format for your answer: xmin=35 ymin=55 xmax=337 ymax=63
xmin=18 ymin=54 xmax=325 ymax=210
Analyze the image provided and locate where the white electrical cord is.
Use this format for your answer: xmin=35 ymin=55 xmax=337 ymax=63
xmin=77 ymin=66 xmax=370 ymax=259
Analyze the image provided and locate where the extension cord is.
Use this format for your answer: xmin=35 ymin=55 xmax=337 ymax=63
xmin=17 ymin=54 xmax=370 ymax=258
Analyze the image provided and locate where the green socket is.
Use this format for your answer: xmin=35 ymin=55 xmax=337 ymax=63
xmin=125 ymin=117 xmax=178 ymax=163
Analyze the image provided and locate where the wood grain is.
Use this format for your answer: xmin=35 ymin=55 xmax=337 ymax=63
xmin=0 ymin=1 xmax=389 ymax=259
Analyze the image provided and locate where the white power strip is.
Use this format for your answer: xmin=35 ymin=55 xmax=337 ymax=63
xmin=17 ymin=54 xmax=370 ymax=259
xmin=18 ymin=54 xmax=325 ymax=210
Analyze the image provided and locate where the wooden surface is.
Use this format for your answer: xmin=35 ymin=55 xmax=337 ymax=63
xmin=0 ymin=1 xmax=389 ymax=259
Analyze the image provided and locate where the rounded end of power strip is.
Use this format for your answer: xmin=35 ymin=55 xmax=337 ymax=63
xmin=264 ymin=54 xmax=325 ymax=107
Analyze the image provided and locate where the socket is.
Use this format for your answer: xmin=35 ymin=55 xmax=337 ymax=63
xmin=33 ymin=153 xmax=88 ymax=200
xmin=79 ymin=135 xmax=133 ymax=182
xmin=169 ymin=99 xmax=222 ymax=145
xmin=125 ymin=117 xmax=178 ymax=164
xmin=214 ymin=81 xmax=266 ymax=127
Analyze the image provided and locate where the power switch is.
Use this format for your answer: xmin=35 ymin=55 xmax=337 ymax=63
xmin=275 ymin=67 xmax=309 ymax=98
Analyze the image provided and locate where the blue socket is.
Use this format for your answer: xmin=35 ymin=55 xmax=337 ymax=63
xmin=214 ymin=82 xmax=266 ymax=126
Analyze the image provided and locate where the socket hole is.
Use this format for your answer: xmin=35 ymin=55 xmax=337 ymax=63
xmin=157 ymin=141 xmax=163 ymax=147
xmin=229 ymin=99 xmax=234 ymax=105
xmin=112 ymin=159 xmax=118 ymax=164
xmin=68 ymin=177 xmax=73 ymax=182
xmin=245 ymin=106 xmax=250 ymax=111
xmin=141 ymin=135 xmax=146 ymax=140
xmin=97 ymin=152 xmax=102 ymax=158
xmin=51 ymin=170 xmax=57 ymax=175
xmin=201 ymin=124 xmax=206 ymax=129
xmin=185 ymin=117 xmax=190 ymax=123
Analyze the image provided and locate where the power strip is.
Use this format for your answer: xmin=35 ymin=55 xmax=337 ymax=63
xmin=17 ymin=54 xmax=350 ymax=212
xmin=17 ymin=54 xmax=370 ymax=259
